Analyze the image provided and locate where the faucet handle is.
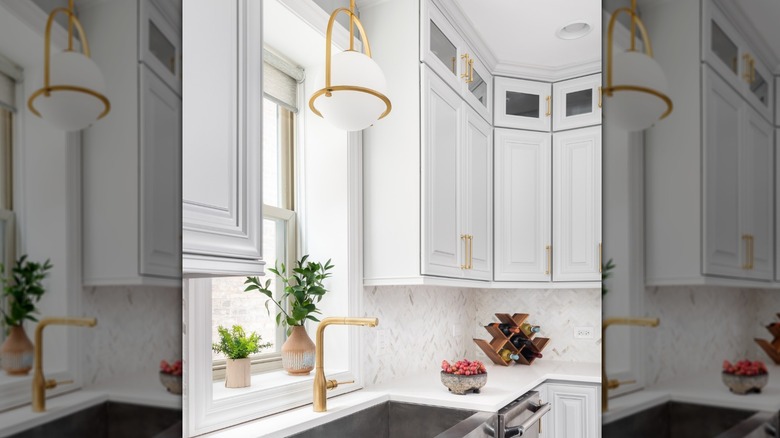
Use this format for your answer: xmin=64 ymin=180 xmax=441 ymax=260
xmin=45 ymin=379 xmax=74 ymax=390
xmin=325 ymin=379 xmax=355 ymax=390
xmin=607 ymin=379 xmax=636 ymax=390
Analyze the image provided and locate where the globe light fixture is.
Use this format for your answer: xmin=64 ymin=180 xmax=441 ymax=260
xmin=27 ymin=0 xmax=110 ymax=131
xmin=604 ymin=0 xmax=672 ymax=131
xmin=309 ymin=0 xmax=391 ymax=132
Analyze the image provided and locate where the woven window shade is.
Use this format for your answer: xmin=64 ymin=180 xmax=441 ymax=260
xmin=263 ymin=49 xmax=304 ymax=113
xmin=0 ymin=72 xmax=15 ymax=113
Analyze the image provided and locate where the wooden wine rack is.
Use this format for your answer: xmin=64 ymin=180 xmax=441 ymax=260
xmin=755 ymin=313 xmax=780 ymax=364
xmin=473 ymin=313 xmax=550 ymax=366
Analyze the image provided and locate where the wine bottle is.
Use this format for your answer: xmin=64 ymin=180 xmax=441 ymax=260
xmin=511 ymin=336 xmax=536 ymax=350
xmin=498 ymin=348 xmax=519 ymax=362
xmin=521 ymin=349 xmax=543 ymax=360
xmin=520 ymin=323 xmax=541 ymax=336
xmin=487 ymin=323 xmax=520 ymax=336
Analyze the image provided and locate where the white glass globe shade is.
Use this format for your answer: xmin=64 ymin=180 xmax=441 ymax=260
xmin=313 ymin=50 xmax=388 ymax=131
xmin=605 ymin=51 xmax=670 ymax=132
xmin=31 ymin=51 xmax=108 ymax=131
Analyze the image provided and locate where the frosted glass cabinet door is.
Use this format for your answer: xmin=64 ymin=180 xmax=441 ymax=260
xmin=140 ymin=0 xmax=181 ymax=94
xmin=494 ymin=77 xmax=551 ymax=132
xmin=553 ymin=74 xmax=601 ymax=131
xmin=421 ymin=1 xmax=464 ymax=93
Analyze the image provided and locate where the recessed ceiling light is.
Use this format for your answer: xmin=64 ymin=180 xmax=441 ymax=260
xmin=557 ymin=22 xmax=592 ymax=40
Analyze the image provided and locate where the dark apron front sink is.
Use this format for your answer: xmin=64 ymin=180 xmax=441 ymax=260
xmin=8 ymin=402 xmax=181 ymax=438
xmin=602 ymin=402 xmax=757 ymax=438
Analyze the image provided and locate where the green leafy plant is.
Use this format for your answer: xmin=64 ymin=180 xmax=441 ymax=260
xmin=602 ymin=258 xmax=615 ymax=296
xmin=1 ymin=255 xmax=53 ymax=330
xmin=211 ymin=325 xmax=272 ymax=360
xmin=244 ymin=255 xmax=334 ymax=334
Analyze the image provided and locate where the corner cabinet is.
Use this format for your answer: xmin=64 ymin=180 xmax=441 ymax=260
xmin=538 ymin=383 xmax=600 ymax=438
xmin=181 ymin=0 xmax=264 ymax=276
xmin=421 ymin=66 xmax=492 ymax=281
xmin=80 ymin=0 xmax=181 ymax=286
xmin=553 ymin=74 xmax=602 ymax=131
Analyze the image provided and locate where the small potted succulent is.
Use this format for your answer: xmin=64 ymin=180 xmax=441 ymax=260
xmin=212 ymin=325 xmax=271 ymax=388
xmin=0 ymin=255 xmax=52 ymax=376
xmin=245 ymin=255 xmax=333 ymax=376
xmin=159 ymin=359 xmax=182 ymax=394
xmin=722 ymin=359 xmax=768 ymax=395
xmin=440 ymin=359 xmax=488 ymax=395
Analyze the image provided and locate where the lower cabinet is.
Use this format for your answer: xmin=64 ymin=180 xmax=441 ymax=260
xmin=537 ymin=383 xmax=600 ymax=438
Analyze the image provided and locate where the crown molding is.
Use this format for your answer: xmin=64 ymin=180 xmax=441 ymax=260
xmin=715 ymin=0 xmax=780 ymax=74
xmin=357 ymin=0 xmax=392 ymax=11
xmin=494 ymin=59 xmax=602 ymax=83
xmin=431 ymin=0 xmax=498 ymax=72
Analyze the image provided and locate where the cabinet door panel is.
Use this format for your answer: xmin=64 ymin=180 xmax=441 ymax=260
xmin=703 ymin=68 xmax=744 ymax=278
xmin=553 ymin=74 xmax=602 ymax=131
xmin=140 ymin=0 xmax=181 ymax=94
xmin=553 ymin=127 xmax=601 ymax=281
xmin=462 ymin=106 xmax=492 ymax=280
xmin=741 ymin=107 xmax=773 ymax=280
xmin=462 ymin=51 xmax=491 ymax=123
xmin=422 ymin=67 xmax=463 ymax=278
xmin=420 ymin=1 xmax=463 ymax=93
xmin=546 ymin=384 xmax=599 ymax=438
xmin=140 ymin=67 xmax=182 ymax=278
xmin=495 ymin=77 xmax=551 ymax=132
xmin=494 ymin=129 xmax=551 ymax=281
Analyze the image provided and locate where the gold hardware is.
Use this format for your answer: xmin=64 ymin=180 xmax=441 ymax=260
xmin=604 ymin=0 xmax=673 ymax=121
xmin=742 ymin=234 xmax=751 ymax=269
xmin=460 ymin=234 xmax=468 ymax=269
xmin=314 ymin=317 xmax=378 ymax=412
xmin=545 ymin=95 xmax=551 ymax=117
xmin=599 ymin=243 xmax=603 ymax=273
xmin=33 ymin=317 xmax=97 ymax=412
xmin=743 ymin=54 xmax=752 ymax=83
xmin=545 ymin=245 xmax=551 ymax=275
xmin=308 ymin=1 xmax=392 ymax=121
xmin=607 ymin=378 xmax=637 ymax=390
xmin=468 ymin=58 xmax=474 ymax=83
xmin=468 ymin=234 xmax=474 ymax=269
xmin=325 ymin=379 xmax=354 ymax=389
xmin=598 ymin=86 xmax=603 ymax=108
xmin=750 ymin=57 xmax=756 ymax=83
xmin=460 ymin=53 xmax=470 ymax=81
xmin=749 ymin=234 xmax=754 ymax=270
xmin=27 ymin=0 xmax=111 ymax=121
xmin=602 ymin=317 xmax=659 ymax=411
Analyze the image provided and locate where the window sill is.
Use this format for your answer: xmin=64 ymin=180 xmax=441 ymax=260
xmin=212 ymin=368 xmax=344 ymax=402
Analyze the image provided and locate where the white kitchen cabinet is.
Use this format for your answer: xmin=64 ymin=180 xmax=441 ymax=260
xmin=702 ymin=66 xmax=773 ymax=281
xmin=553 ymin=74 xmax=602 ymax=131
xmin=182 ymin=0 xmax=264 ymax=275
xmin=140 ymin=0 xmax=181 ymax=94
xmin=553 ymin=126 xmax=602 ymax=282
xmin=494 ymin=129 xmax=551 ymax=282
xmin=495 ymin=77 xmax=552 ymax=132
xmin=461 ymin=46 xmax=492 ymax=123
xmin=80 ymin=0 xmax=180 ymax=286
xmin=421 ymin=66 xmax=492 ymax=280
xmin=545 ymin=383 xmax=600 ymax=438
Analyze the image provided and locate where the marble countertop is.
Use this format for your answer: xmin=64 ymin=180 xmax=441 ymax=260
xmin=603 ymin=364 xmax=780 ymax=424
xmin=204 ymin=360 xmax=601 ymax=438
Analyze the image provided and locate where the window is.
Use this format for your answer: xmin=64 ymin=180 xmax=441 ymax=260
xmin=210 ymin=54 xmax=300 ymax=380
xmin=0 ymin=70 xmax=15 ymax=344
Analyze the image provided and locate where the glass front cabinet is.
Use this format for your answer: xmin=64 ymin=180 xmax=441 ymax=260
xmin=552 ymin=73 xmax=602 ymax=131
xmin=494 ymin=77 xmax=551 ymax=132
xmin=140 ymin=0 xmax=181 ymax=94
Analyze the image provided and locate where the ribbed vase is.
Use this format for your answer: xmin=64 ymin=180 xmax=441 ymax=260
xmin=281 ymin=326 xmax=316 ymax=375
xmin=1 ymin=325 xmax=34 ymax=376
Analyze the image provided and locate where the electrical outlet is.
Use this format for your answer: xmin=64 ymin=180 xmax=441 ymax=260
xmin=376 ymin=328 xmax=389 ymax=356
xmin=574 ymin=326 xmax=594 ymax=339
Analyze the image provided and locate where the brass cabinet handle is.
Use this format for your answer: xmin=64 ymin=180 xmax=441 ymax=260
xmin=749 ymin=235 xmax=754 ymax=270
xmin=545 ymin=245 xmax=551 ymax=275
xmin=742 ymin=234 xmax=751 ymax=269
xmin=460 ymin=234 xmax=468 ymax=269
xmin=743 ymin=54 xmax=752 ymax=83
xmin=598 ymin=86 xmax=603 ymax=108
xmin=460 ymin=54 xmax=470 ymax=82
xmin=545 ymin=95 xmax=551 ymax=117
xmin=750 ymin=57 xmax=756 ymax=83
xmin=468 ymin=235 xmax=474 ymax=269
xmin=599 ymin=243 xmax=603 ymax=273
xmin=468 ymin=58 xmax=474 ymax=83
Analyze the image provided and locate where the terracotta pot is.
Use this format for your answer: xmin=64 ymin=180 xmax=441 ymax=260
xmin=225 ymin=358 xmax=251 ymax=388
xmin=1 ymin=325 xmax=34 ymax=376
xmin=281 ymin=326 xmax=316 ymax=375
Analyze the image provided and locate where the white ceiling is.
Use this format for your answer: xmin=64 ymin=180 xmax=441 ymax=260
xmin=450 ymin=0 xmax=601 ymax=72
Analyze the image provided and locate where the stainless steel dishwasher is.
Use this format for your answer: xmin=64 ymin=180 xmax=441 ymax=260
xmin=440 ymin=391 xmax=552 ymax=438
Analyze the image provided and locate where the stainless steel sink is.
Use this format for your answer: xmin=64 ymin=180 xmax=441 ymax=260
xmin=287 ymin=401 xmax=493 ymax=438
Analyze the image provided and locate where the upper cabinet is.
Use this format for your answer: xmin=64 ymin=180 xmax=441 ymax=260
xmin=495 ymin=77 xmax=551 ymax=131
xmin=182 ymin=0 xmax=264 ymax=275
xmin=702 ymin=2 xmax=773 ymax=122
xmin=421 ymin=1 xmax=492 ymax=123
xmin=80 ymin=0 xmax=181 ymax=287
xmin=552 ymin=74 xmax=602 ymax=131
xmin=140 ymin=0 xmax=182 ymax=94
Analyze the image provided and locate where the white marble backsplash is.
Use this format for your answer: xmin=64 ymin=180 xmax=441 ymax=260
xmin=753 ymin=290 xmax=780 ymax=359
xmin=82 ymin=286 xmax=182 ymax=385
xmin=361 ymin=286 xmax=602 ymax=385
xmin=643 ymin=286 xmax=767 ymax=386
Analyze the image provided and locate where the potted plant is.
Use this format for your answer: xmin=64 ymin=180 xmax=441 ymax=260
xmin=212 ymin=325 xmax=271 ymax=388
xmin=245 ymin=255 xmax=334 ymax=375
xmin=0 ymin=255 xmax=52 ymax=376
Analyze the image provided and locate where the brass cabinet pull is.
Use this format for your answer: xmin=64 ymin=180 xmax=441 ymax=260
xmin=599 ymin=243 xmax=603 ymax=273
xmin=460 ymin=234 xmax=468 ymax=269
xmin=749 ymin=235 xmax=754 ymax=270
xmin=742 ymin=234 xmax=751 ymax=269
xmin=460 ymin=54 xmax=470 ymax=82
xmin=545 ymin=245 xmax=551 ymax=275
xmin=468 ymin=235 xmax=474 ymax=269
xmin=545 ymin=95 xmax=551 ymax=117
xmin=750 ymin=58 xmax=756 ymax=83
xmin=598 ymin=86 xmax=603 ymax=108
xmin=468 ymin=58 xmax=474 ymax=83
xmin=743 ymin=54 xmax=752 ymax=83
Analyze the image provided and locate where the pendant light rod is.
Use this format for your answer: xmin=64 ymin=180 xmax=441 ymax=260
xmin=349 ymin=0 xmax=355 ymax=51
xmin=630 ymin=0 xmax=636 ymax=52
xmin=68 ymin=0 xmax=74 ymax=51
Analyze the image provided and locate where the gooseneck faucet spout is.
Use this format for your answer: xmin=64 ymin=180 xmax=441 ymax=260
xmin=33 ymin=317 xmax=97 ymax=412
xmin=602 ymin=317 xmax=659 ymax=412
xmin=313 ymin=317 xmax=378 ymax=412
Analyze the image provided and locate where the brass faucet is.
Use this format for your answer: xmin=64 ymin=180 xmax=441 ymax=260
xmin=313 ymin=317 xmax=378 ymax=412
xmin=33 ymin=317 xmax=97 ymax=412
xmin=602 ymin=317 xmax=659 ymax=412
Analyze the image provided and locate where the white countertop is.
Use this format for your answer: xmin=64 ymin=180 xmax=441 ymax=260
xmin=0 ymin=371 xmax=181 ymax=437
xmin=204 ymin=360 xmax=601 ymax=438
xmin=603 ymin=365 xmax=780 ymax=424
